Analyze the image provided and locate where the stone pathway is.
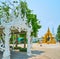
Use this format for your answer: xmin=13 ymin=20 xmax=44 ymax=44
xmin=10 ymin=50 xmax=46 ymax=59
xmin=0 ymin=51 xmax=3 ymax=59
xmin=1 ymin=43 xmax=60 ymax=59
xmin=0 ymin=50 xmax=50 ymax=59
xmin=11 ymin=51 xmax=31 ymax=59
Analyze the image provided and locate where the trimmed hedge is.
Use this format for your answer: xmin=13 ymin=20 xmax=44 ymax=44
xmin=14 ymin=47 xmax=21 ymax=49
xmin=14 ymin=47 xmax=27 ymax=52
xmin=19 ymin=48 xmax=27 ymax=52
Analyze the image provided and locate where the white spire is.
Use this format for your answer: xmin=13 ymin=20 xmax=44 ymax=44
xmin=52 ymin=27 xmax=55 ymax=35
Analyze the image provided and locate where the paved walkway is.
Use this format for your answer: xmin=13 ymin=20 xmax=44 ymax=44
xmin=0 ymin=50 xmax=49 ymax=59
xmin=0 ymin=44 xmax=45 ymax=59
xmin=0 ymin=51 xmax=3 ymax=59
xmin=11 ymin=51 xmax=31 ymax=59
xmin=0 ymin=43 xmax=60 ymax=59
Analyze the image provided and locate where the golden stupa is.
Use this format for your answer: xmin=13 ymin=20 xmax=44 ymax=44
xmin=42 ymin=28 xmax=56 ymax=44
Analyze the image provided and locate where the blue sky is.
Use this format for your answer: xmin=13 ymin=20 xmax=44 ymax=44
xmin=0 ymin=0 xmax=60 ymax=37
xmin=26 ymin=0 xmax=60 ymax=37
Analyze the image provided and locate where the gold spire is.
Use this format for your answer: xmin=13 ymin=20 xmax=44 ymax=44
xmin=47 ymin=27 xmax=50 ymax=33
xmin=42 ymin=27 xmax=56 ymax=44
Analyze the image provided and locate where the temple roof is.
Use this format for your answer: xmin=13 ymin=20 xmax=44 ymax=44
xmin=43 ymin=27 xmax=54 ymax=37
xmin=0 ymin=26 xmax=27 ymax=34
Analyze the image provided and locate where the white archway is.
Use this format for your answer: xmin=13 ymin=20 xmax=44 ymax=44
xmin=0 ymin=5 xmax=32 ymax=59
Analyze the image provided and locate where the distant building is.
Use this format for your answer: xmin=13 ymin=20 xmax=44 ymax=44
xmin=42 ymin=28 xmax=56 ymax=44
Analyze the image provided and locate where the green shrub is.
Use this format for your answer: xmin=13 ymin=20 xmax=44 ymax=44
xmin=14 ymin=47 xmax=27 ymax=52
xmin=14 ymin=47 xmax=21 ymax=49
xmin=19 ymin=48 xmax=27 ymax=52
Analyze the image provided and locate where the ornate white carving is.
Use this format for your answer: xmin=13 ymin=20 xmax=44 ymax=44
xmin=0 ymin=2 xmax=32 ymax=59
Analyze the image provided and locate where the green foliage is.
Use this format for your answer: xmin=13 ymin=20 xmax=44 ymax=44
xmin=0 ymin=6 xmax=3 ymax=18
xmin=14 ymin=47 xmax=21 ymax=49
xmin=20 ymin=1 xmax=41 ymax=37
xmin=14 ymin=47 xmax=27 ymax=52
xmin=0 ymin=1 xmax=41 ymax=37
xmin=2 ymin=2 xmax=10 ymax=14
xmin=0 ymin=2 xmax=11 ymax=22
xmin=19 ymin=47 xmax=27 ymax=52
xmin=10 ymin=33 xmax=27 ymax=44
xmin=57 ymin=25 xmax=60 ymax=33
xmin=14 ymin=10 xmax=19 ymax=17
xmin=56 ymin=25 xmax=60 ymax=40
xmin=19 ymin=33 xmax=27 ymax=43
xmin=20 ymin=1 xmax=27 ymax=17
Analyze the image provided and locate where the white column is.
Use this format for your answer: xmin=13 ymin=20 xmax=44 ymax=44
xmin=30 ymin=36 xmax=33 ymax=48
xmin=27 ymin=31 xmax=31 ymax=56
xmin=2 ymin=27 xmax=11 ymax=59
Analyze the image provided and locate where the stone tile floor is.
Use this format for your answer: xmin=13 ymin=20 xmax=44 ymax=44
xmin=0 ymin=43 xmax=60 ymax=59
xmin=0 ymin=50 xmax=44 ymax=59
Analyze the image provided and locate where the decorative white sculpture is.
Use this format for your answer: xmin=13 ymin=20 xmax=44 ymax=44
xmin=1 ymin=20 xmax=14 ymax=59
xmin=27 ymin=28 xmax=32 ymax=56
xmin=0 ymin=2 xmax=32 ymax=59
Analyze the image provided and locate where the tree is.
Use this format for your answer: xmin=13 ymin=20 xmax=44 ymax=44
xmin=1 ymin=0 xmax=41 ymax=37
xmin=56 ymin=25 xmax=60 ymax=42
xmin=20 ymin=1 xmax=41 ymax=48
xmin=0 ymin=0 xmax=41 ymax=48
xmin=20 ymin=1 xmax=41 ymax=37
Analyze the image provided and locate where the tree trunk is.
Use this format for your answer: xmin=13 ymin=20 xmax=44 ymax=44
xmin=24 ymin=35 xmax=26 ymax=48
xmin=59 ymin=40 xmax=60 ymax=43
xmin=16 ymin=40 xmax=18 ymax=48
xmin=15 ymin=34 xmax=18 ymax=48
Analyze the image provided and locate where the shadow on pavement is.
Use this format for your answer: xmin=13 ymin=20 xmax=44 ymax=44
xmin=0 ymin=51 xmax=3 ymax=59
xmin=11 ymin=50 xmax=44 ymax=59
xmin=0 ymin=50 xmax=45 ymax=59
xmin=32 ymin=50 xmax=44 ymax=55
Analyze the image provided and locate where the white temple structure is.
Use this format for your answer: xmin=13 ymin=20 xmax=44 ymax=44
xmin=0 ymin=2 xmax=32 ymax=59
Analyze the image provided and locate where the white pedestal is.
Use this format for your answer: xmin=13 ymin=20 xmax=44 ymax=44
xmin=27 ymin=31 xmax=31 ymax=56
xmin=2 ymin=54 xmax=10 ymax=59
xmin=2 ymin=27 xmax=10 ymax=59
